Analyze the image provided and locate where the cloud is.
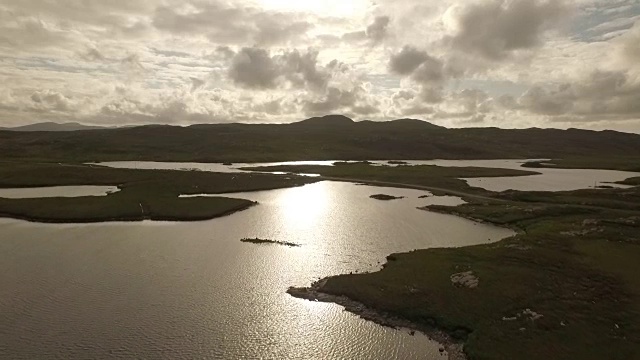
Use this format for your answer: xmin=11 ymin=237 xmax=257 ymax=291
xmin=389 ymin=46 xmax=431 ymax=75
xmin=617 ymin=20 xmax=640 ymax=68
xmin=0 ymin=0 xmax=640 ymax=132
xmin=152 ymin=2 xmax=312 ymax=46
xmin=228 ymin=48 xmax=331 ymax=90
xmin=366 ymin=16 xmax=391 ymax=43
xmin=518 ymin=70 xmax=640 ymax=121
xmin=446 ymin=0 xmax=568 ymax=60
xmin=29 ymin=90 xmax=76 ymax=112
xmin=229 ymin=48 xmax=280 ymax=89
xmin=190 ymin=78 xmax=206 ymax=93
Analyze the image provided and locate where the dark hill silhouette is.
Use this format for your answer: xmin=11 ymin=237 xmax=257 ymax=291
xmin=1 ymin=122 xmax=108 ymax=132
xmin=1 ymin=115 xmax=639 ymax=167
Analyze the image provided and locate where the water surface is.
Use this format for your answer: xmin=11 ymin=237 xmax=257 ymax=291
xmin=95 ymin=159 xmax=639 ymax=192
xmin=0 ymin=181 xmax=514 ymax=359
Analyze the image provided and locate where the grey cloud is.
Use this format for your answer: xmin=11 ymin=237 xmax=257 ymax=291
xmin=452 ymin=89 xmax=491 ymax=114
xmin=619 ymin=21 xmax=640 ymax=66
xmin=448 ymin=0 xmax=568 ymax=60
xmin=229 ymin=48 xmax=280 ymax=89
xmin=389 ymin=46 xmax=431 ymax=75
xmin=190 ymin=78 xmax=206 ymax=93
xmin=518 ymin=70 xmax=640 ymax=121
xmin=303 ymin=86 xmax=377 ymax=116
xmin=366 ymin=16 xmax=391 ymax=43
xmin=0 ymin=16 xmax=79 ymax=50
xmin=79 ymin=48 xmax=107 ymax=62
xmin=352 ymin=104 xmax=379 ymax=115
xmin=304 ymin=87 xmax=359 ymax=113
xmin=519 ymin=85 xmax=573 ymax=115
xmin=121 ymin=54 xmax=145 ymax=72
xmin=342 ymin=31 xmax=367 ymax=42
xmin=418 ymin=86 xmax=444 ymax=104
xmin=411 ymin=57 xmax=445 ymax=84
xmin=401 ymin=104 xmax=435 ymax=117
xmin=282 ymin=50 xmax=330 ymax=90
xmin=152 ymin=2 xmax=312 ymax=46
xmin=392 ymin=89 xmax=417 ymax=103
xmin=252 ymin=99 xmax=285 ymax=115
xmin=340 ymin=16 xmax=391 ymax=45
xmin=29 ymin=90 xmax=75 ymax=112
xmin=228 ymin=48 xmax=331 ymax=91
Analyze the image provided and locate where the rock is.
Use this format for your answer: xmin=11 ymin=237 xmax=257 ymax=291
xmin=450 ymin=271 xmax=479 ymax=288
xmin=370 ymin=194 xmax=405 ymax=201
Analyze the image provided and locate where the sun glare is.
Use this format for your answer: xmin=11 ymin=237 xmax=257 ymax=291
xmin=279 ymin=182 xmax=330 ymax=228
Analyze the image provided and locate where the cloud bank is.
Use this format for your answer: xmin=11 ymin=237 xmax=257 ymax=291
xmin=0 ymin=0 xmax=639 ymax=132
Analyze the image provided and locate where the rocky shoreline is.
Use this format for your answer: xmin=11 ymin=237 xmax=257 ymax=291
xmin=287 ymin=279 xmax=467 ymax=360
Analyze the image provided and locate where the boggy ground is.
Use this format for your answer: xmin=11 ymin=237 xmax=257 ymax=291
xmin=0 ymin=162 xmax=317 ymax=222
xmin=291 ymin=183 xmax=640 ymax=360
xmin=241 ymin=162 xmax=539 ymax=197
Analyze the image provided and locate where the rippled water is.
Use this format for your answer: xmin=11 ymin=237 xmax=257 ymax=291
xmin=95 ymin=159 xmax=639 ymax=192
xmin=0 ymin=185 xmax=119 ymax=198
xmin=0 ymin=181 xmax=514 ymax=359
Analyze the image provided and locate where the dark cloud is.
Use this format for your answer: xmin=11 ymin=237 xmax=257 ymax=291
xmin=389 ymin=46 xmax=431 ymax=75
xmin=282 ymin=50 xmax=330 ymax=90
xmin=366 ymin=16 xmax=391 ymax=43
xmin=229 ymin=48 xmax=280 ymax=89
xmin=228 ymin=48 xmax=331 ymax=90
xmin=448 ymin=0 xmax=568 ymax=60
xmin=411 ymin=57 xmax=445 ymax=84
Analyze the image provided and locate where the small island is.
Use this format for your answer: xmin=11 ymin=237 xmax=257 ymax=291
xmin=240 ymin=237 xmax=300 ymax=247
xmin=387 ymin=160 xmax=409 ymax=165
xmin=370 ymin=194 xmax=405 ymax=201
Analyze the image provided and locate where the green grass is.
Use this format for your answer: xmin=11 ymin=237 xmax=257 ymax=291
xmin=242 ymin=163 xmax=539 ymax=195
xmin=0 ymin=162 xmax=317 ymax=222
xmin=523 ymin=157 xmax=640 ymax=172
xmin=316 ymin=186 xmax=640 ymax=360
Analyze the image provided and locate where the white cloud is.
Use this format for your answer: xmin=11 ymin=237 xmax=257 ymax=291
xmin=0 ymin=0 xmax=639 ymax=132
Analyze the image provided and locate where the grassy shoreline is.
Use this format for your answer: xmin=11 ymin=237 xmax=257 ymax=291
xmin=0 ymin=199 xmax=257 ymax=224
xmin=0 ymin=162 xmax=317 ymax=223
xmin=289 ymin=184 xmax=640 ymax=360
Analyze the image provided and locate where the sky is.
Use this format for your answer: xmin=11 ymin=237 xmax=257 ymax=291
xmin=1 ymin=0 xmax=640 ymax=132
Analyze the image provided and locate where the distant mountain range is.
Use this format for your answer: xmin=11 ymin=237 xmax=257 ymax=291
xmin=1 ymin=115 xmax=639 ymax=167
xmin=0 ymin=122 xmax=110 ymax=132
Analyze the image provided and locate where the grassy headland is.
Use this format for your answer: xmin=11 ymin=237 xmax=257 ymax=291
xmin=0 ymin=162 xmax=317 ymax=222
xmin=290 ymin=183 xmax=640 ymax=360
xmin=241 ymin=162 xmax=539 ymax=197
xmin=523 ymin=157 xmax=640 ymax=172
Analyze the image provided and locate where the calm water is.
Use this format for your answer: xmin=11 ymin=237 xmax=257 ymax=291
xmin=0 ymin=185 xmax=119 ymax=198
xmin=95 ymin=159 xmax=639 ymax=192
xmin=0 ymin=181 xmax=514 ymax=359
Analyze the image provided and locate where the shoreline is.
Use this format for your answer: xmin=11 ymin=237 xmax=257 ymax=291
xmin=419 ymin=205 xmax=527 ymax=236
xmin=287 ymin=279 xmax=467 ymax=360
xmin=0 ymin=201 xmax=258 ymax=224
